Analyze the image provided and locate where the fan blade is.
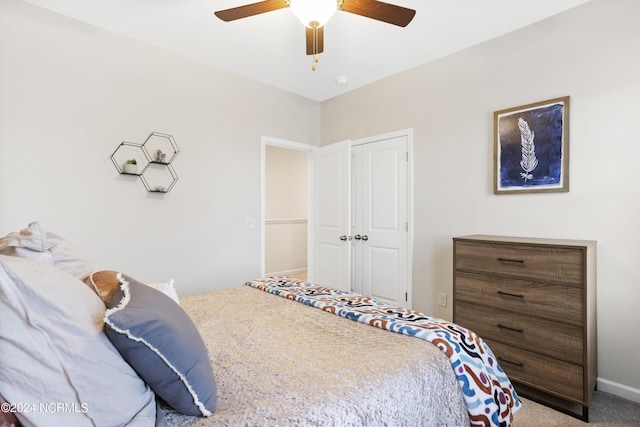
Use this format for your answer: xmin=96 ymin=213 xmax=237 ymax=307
xmin=215 ymin=0 xmax=289 ymax=22
xmin=306 ymin=26 xmax=324 ymax=55
xmin=340 ymin=0 xmax=415 ymax=27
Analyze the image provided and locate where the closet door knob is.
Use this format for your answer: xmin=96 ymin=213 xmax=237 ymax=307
xmin=354 ymin=235 xmax=362 ymax=240
xmin=339 ymin=235 xmax=348 ymax=241
xmin=361 ymin=235 xmax=369 ymax=241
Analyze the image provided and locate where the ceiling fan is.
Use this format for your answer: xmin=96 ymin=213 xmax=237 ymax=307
xmin=214 ymin=0 xmax=416 ymax=70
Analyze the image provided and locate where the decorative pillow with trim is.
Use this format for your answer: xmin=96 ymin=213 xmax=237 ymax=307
xmin=0 ymin=221 xmax=93 ymax=280
xmin=104 ymin=274 xmax=217 ymax=417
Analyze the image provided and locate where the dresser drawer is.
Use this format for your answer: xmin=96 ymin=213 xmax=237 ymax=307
xmin=455 ymin=240 xmax=585 ymax=285
xmin=485 ymin=339 xmax=585 ymax=403
xmin=455 ymin=301 xmax=583 ymax=364
xmin=455 ymin=271 xmax=583 ymax=324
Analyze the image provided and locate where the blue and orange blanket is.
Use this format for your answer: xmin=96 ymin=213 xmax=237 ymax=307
xmin=246 ymin=277 xmax=521 ymax=427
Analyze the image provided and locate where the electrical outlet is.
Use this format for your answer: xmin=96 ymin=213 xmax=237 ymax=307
xmin=245 ymin=217 xmax=256 ymax=229
xmin=438 ymin=292 xmax=447 ymax=307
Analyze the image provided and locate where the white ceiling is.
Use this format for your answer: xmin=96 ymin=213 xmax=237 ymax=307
xmin=21 ymin=0 xmax=592 ymax=102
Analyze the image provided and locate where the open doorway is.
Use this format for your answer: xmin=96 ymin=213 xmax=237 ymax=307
xmin=261 ymin=137 xmax=314 ymax=280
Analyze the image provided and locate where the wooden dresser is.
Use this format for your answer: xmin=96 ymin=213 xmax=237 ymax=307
xmin=453 ymin=235 xmax=597 ymax=421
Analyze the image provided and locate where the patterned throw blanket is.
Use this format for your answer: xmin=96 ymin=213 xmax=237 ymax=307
xmin=246 ymin=277 xmax=521 ymax=427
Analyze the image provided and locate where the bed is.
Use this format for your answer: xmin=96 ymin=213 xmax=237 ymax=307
xmin=0 ymin=222 xmax=521 ymax=427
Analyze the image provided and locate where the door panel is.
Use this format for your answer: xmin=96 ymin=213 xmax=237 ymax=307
xmin=369 ymin=246 xmax=400 ymax=302
xmin=369 ymin=145 xmax=401 ymax=230
xmin=317 ymin=155 xmax=342 ymax=227
xmin=316 ymin=243 xmax=347 ymax=289
xmin=308 ymin=140 xmax=351 ymax=291
xmin=359 ymin=136 xmax=408 ymax=306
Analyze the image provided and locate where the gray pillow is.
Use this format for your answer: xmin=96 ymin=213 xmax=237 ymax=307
xmin=104 ymin=274 xmax=217 ymax=417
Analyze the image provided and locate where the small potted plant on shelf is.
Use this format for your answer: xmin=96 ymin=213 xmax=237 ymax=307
xmin=123 ymin=158 xmax=137 ymax=174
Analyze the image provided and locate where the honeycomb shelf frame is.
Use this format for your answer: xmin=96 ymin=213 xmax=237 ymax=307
xmin=111 ymin=132 xmax=180 ymax=193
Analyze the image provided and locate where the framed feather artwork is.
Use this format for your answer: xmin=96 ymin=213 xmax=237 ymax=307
xmin=494 ymin=96 xmax=569 ymax=194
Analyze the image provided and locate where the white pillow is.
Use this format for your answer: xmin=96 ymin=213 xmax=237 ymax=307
xmin=0 ymin=221 xmax=93 ymax=280
xmin=146 ymin=278 xmax=180 ymax=304
xmin=0 ymin=255 xmax=157 ymax=426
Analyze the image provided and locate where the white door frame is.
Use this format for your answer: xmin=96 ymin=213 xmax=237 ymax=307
xmin=260 ymin=136 xmax=314 ymax=277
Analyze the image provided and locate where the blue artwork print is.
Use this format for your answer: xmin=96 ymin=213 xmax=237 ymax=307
xmin=498 ymin=102 xmax=565 ymax=190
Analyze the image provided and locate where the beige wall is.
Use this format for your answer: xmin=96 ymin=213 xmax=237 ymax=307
xmin=0 ymin=0 xmax=320 ymax=295
xmin=321 ymin=0 xmax=640 ymax=398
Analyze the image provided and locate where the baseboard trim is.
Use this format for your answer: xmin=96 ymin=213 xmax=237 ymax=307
xmin=597 ymin=378 xmax=640 ymax=403
xmin=266 ymin=268 xmax=307 ymax=277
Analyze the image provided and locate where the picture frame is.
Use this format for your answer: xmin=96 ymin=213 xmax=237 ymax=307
xmin=494 ymin=96 xmax=569 ymax=194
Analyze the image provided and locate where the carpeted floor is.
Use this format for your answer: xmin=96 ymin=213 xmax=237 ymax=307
xmin=514 ymin=391 xmax=640 ymax=426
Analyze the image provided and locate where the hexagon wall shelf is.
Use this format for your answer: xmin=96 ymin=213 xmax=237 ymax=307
xmin=111 ymin=132 xmax=179 ymax=193
xmin=142 ymin=132 xmax=179 ymax=164
xmin=140 ymin=163 xmax=179 ymax=193
xmin=110 ymin=141 xmax=147 ymax=175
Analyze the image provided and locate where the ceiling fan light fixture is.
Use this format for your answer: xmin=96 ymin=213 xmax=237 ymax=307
xmin=214 ymin=0 xmax=416 ymax=71
xmin=289 ymin=0 xmax=337 ymax=28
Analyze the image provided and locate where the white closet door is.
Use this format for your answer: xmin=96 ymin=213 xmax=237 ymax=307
xmin=353 ymin=136 xmax=408 ymax=306
xmin=308 ymin=140 xmax=351 ymax=291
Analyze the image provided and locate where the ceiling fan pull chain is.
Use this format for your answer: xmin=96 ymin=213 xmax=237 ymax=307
xmin=310 ymin=24 xmax=320 ymax=71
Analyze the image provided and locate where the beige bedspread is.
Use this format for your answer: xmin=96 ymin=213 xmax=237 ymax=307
xmin=162 ymin=285 xmax=470 ymax=426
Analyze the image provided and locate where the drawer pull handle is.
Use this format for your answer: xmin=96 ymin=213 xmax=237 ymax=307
xmin=497 ymin=257 xmax=525 ymax=264
xmin=497 ymin=290 xmax=524 ymax=299
xmin=497 ymin=323 xmax=524 ymax=333
xmin=498 ymin=356 xmax=524 ymax=368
